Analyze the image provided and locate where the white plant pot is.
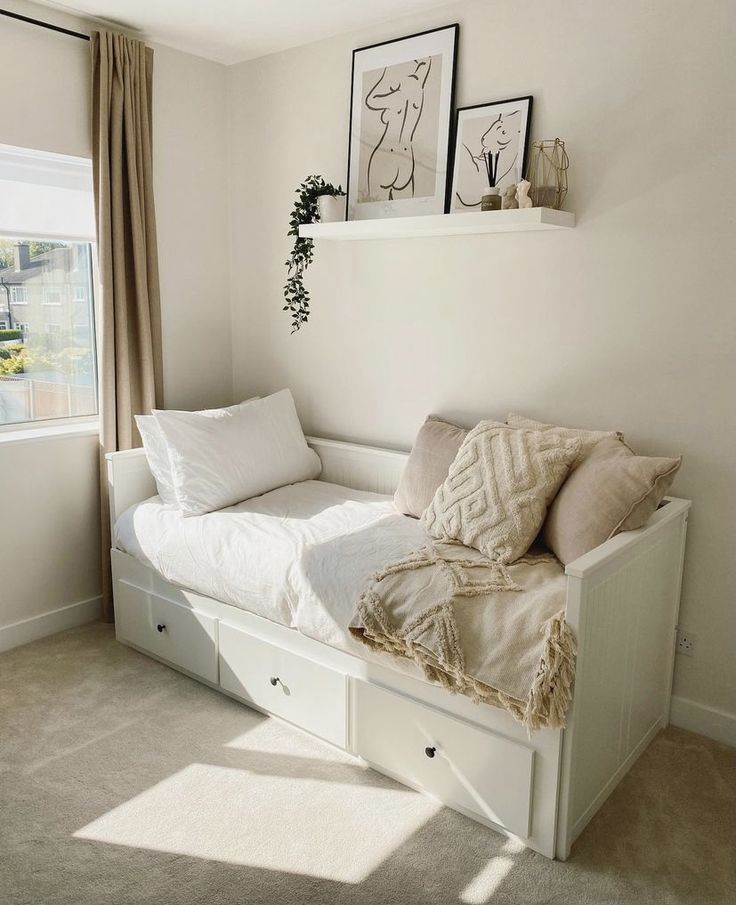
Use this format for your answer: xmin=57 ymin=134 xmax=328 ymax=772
xmin=317 ymin=194 xmax=346 ymax=223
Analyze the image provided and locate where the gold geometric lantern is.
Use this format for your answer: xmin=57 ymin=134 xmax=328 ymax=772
xmin=525 ymin=139 xmax=569 ymax=210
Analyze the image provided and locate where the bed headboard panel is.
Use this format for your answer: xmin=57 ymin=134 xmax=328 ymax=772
xmin=306 ymin=436 xmax=409 ymax=496
xmin=106 ymin=436 xmax=410 ymax=535
xmin=105 ymin=448 xmax=157 ymax=532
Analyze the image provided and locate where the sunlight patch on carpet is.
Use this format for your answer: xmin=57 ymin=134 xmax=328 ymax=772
xmin=74 ymin=762 xmax=440 ymax=881
xmin=460 ymin=856 xmax=514 ymax=903
xmin=222 ymin=720 xmax=353 ymax=761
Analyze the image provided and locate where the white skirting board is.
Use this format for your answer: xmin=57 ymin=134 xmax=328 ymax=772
xmin=0 ymin=596 xmax=101 ymax=653
xmin=670 ymin=695 xmax=736 ymax=748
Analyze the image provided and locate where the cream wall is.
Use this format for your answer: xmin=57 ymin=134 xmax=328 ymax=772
xmin=0 ymin=1 xmax=232 ymax=637
xmin=152 ymin=43 xmax=233 ymax=410
xmin=228 ymin=0 xmax=736 ymax=724
xmin=0 ymin=433 xmax=101 ymax=632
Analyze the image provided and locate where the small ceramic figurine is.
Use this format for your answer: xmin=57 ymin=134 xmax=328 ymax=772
xmin=501 ymin=184 xmax=518 ymax=210
xmin=516 ymin=179 xmax=532 ymax=209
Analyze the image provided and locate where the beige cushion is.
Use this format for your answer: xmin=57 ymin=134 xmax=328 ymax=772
xmin=507 ymin=412 xmax=625 ymax=458
xmin=507 ymin=413 xmax=682 ymax=564
xmin=422 ymin=420 xmax=580 ymax=563
xmin=394 ymin=416 xmax=468 ymax=518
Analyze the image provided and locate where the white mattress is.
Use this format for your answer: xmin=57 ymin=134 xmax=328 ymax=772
xmin=114 ymin=479 xmax=424 ymax=654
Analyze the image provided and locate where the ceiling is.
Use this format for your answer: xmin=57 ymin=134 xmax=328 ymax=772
xmin=34 ymin=0 xmax=458 ymax=64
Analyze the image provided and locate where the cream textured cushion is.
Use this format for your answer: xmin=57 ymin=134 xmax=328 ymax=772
xmin=507 ymin=413 xmax=682 ymax=564
xmin=153 ymin=389 xmax=321 ymax=517
xmin=421 ymin=421 xmax=580 ymax=563
xmin=394 ymin=416 xmax=468 ymax=518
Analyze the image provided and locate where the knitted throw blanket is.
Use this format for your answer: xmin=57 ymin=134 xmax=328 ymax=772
xmin=349 ymin=542 xmax=576 ymax=730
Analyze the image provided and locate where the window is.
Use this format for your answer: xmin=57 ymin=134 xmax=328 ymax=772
xmin=0 ymin=238 xmax=97 ymax=426
xmin=43 ymin=288 xmax=63 ymax=306
xmin=0 ymin=143 xmax=97 ymax=428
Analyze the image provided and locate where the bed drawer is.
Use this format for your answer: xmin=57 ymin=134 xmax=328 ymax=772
xmin=352 ymin=681 xmax=534 ymax=837
xmin=218 ymin=622 xmax=347 ymax=748
xmin=114 ymin=580 xmax=219 ymax=684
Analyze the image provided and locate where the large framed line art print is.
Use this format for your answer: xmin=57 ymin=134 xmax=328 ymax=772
xmin=346 ymin=24 xmax=459 ymax=221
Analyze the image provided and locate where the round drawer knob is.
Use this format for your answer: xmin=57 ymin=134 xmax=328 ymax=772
xmin=424 ymin=746 xmax=437 ymax=759
xmin=269 ymin=676 xmax=280 ymax=686
xmin=156 ymin=623 xmax=166 ymax=633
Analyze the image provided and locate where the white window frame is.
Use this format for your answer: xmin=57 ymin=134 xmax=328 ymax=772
xmin=10 ymin=286 xmax=27 ymax=304
xmin=0 ymin=416 xmax=99 ymax=441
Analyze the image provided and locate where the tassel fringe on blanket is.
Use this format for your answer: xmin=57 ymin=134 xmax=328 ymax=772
xmin=524 ymin=611 xmax=577 ymax=730
xmin=350 ymin=543 xmax=577 ymax=730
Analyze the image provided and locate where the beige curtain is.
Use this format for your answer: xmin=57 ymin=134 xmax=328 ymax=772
xmin=91 ymin=30 xmax=164 ymax=620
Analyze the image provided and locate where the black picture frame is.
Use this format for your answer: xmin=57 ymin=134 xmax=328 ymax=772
xmin=345 ymin=23 xmax=459 ymax=220
xmin=448 ymin=95 xmax=533 ymax=213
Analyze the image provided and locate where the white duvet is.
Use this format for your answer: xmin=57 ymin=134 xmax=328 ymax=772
xmin=115 ymin=479 xmax=424 ymax=654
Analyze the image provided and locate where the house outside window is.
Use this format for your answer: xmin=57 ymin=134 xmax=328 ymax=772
xmin=0 ymin=239 xmax=97 ymax=425
xmin=0 ymin=144 xmax=97 ymax=428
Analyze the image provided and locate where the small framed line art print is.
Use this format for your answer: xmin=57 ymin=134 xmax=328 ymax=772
xmin=449 ymin=96 xmax=533 ymax=213
xmin=346 ymin=24 xmax=459 ymax=221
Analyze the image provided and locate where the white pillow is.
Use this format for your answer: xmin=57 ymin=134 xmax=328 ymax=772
xmin=153 ymin=389 xmax=321 ymax=516
xmin=136 ymin=415 xmax=177 ymax=505
xmin=136 ymin=398 xmax=259 ymax=506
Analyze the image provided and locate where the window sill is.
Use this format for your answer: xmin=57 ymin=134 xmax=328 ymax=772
xmin=0 ymin=419 xmax=99 ymax=446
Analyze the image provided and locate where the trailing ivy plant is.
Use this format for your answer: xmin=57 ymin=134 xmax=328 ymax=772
xmin=284 ymin=175 xmax=345 ymax=333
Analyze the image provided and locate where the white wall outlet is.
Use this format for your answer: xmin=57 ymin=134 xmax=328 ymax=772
xmin=676 ymin=628 xmax=697 ymax=657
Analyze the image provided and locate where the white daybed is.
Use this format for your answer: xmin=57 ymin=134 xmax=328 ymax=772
xmin=107 ymin=436 xmax=690 ymax=860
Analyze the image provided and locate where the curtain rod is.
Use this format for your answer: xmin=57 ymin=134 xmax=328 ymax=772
xmin=1 ymin=8 xmax=90 ymax=40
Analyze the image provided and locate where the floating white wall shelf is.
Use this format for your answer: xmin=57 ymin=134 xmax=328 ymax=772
xmin=299 ymin=207 xmax=575 ymax=241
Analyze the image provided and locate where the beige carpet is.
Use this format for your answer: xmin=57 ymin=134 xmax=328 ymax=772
xmin=0 ymin=624 xmax=734 ymax=905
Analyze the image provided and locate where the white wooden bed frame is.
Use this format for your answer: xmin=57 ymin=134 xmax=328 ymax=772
xmin=107 ymin=436 xmax=690 ymax=860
